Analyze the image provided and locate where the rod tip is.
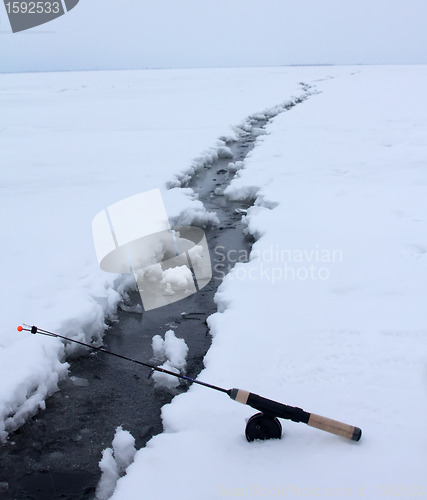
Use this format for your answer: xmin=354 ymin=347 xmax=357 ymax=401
xmin=17 ymin=326 xmax=23 ymax=332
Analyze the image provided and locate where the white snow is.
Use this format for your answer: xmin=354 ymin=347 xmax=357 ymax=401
xmin=110 ymin=66 xmax=427 ymax=499
xmin=216 ymin=146 xmax=234 ymax=159
xmin=112 ymin=426 xmax=137 ymax=474
xmin=227 ymin=161 xmax=245 ymax=173
xmin=3 ymin=63 xmax=426 ymax=499
xmin=151 ymin=363 xmax=181 ymax=389
xmin=161 ymin=266 xmax=195 ymax=294
xmin=251 ymin=127 xmax=267 ymax=136
xmin=95 ymin=448 xmax=119 ymax=500
xmin=0 ymin=66 xmax=335 ymax=439
xmin=0 ymin=335 xmax=68 ymax=440
xmin=162 ymin=330 xmax=189 ymax=371
xmin=96 ymin=426 xmax=136 ymax=500
xmin=151 ymin=330 xmax=189 ymax=389
xmin=151 ymin=335 xmax=167 ymax=361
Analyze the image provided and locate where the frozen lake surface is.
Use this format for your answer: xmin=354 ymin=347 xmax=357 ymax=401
xmin=1 ymin=65 xmax=426 ymax=499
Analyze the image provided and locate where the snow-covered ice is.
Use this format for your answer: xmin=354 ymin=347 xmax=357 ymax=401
xmin=110 ymin=66 xmax=427 ymax=499
xmin=2 ymin=64 xmax=426 ymax=499
xmin=0 ymin=66 xmax=332 ymax=439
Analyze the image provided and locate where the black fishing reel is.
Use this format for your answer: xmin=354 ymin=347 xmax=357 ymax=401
xmin=245 ymin=412 xmax=282 ymax=442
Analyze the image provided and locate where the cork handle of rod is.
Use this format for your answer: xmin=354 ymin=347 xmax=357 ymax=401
xmin=307 ymin=414 xmax=362 ymax=441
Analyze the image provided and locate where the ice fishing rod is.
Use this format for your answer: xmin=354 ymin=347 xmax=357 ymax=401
xmin=17 ymin=325 xmax=362 ymax=443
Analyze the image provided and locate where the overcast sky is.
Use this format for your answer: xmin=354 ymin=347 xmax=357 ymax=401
xmin=0 ymin=0 xmax=426 ymax=73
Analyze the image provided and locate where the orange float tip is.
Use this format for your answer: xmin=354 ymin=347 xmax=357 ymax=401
xmin=17 ymin=326 xmax=23 ymax=332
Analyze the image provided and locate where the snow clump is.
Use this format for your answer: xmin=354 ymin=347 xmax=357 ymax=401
xmin=151 ymin=330 xmax=189 ymax=388
xmin=95 ymin=426 xmax=136 ymax=500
